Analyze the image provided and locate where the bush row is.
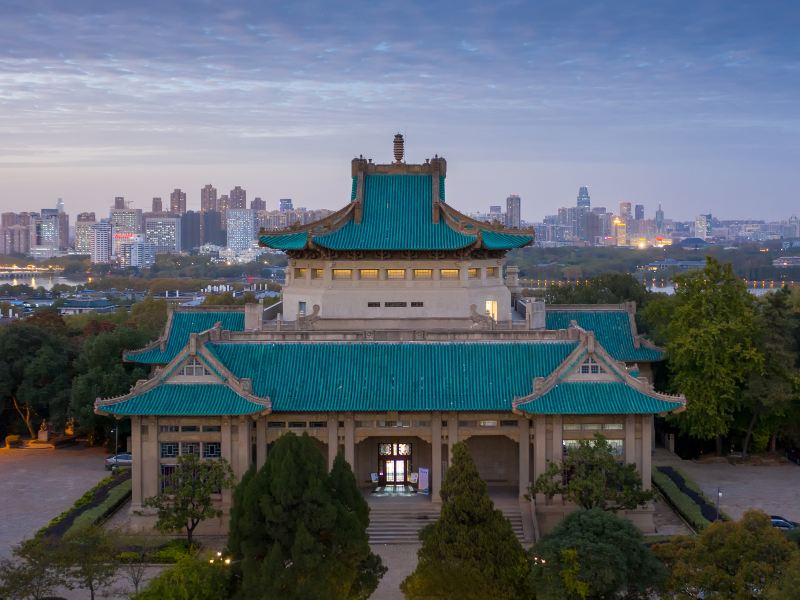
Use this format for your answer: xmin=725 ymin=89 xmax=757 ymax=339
xmin=652 ymin=467 xmax=712 ymax=531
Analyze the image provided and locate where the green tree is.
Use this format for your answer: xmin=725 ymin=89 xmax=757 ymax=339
xmin=0 ymin=538 xmax=62 ymax=600
xmin=59 ymin=526 xmax=119 ymax=600
xmin=0 ymin=321 xmax=73 ymax=437
xmin=654 ymin=510 xmax=800 ymax=599
xmin=228 ymin=433 xmax=384 ymax=600
xmin=133 ymin=555 xmax=231 ymax=600
xmin=531 ymin=508 xmax=666 ymax=599
xmin=667 ymin=257 xmax=763 ymax=450
xmin=530 ymin=433 xmax=654 ymax=511
xmin=740 ymin=288 xmax=800 ymax=456
xmin=144 ymin=454 xmax=235 ymax=547
xmin=538 ymin=272 xmax=652 ymax=307
xmin=128 ymin=297 xmax=168 ymax=340
xmin=401 ymin=442 xmax=531 ymax=600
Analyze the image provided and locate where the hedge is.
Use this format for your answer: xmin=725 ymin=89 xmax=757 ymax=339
xmin=66 ymin=478 xmax=132 ymax=535
xmin=652 ymin=467 xmax=717 ymax=532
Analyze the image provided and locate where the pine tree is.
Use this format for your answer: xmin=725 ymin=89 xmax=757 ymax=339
xmin=401 ymin=442 xmax=531 ymax=599
xmin=228 ymin=433 xmax=384 ymax=600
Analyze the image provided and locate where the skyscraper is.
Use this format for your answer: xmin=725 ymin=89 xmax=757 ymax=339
xmin=117 ymin=234 xmax=156 ymax=268
xmin=201 ymin=210 xmax=225 ymax=246
xmin=576 ymin=186 xmax=590 ymax=209
xmin=201 ymin=184 xmax=218 ymax=212
xmin=251 ymin=197 xmax=266 ymax=211
xmin=145 ymin=216 xmax=182 ymax=254
xmin=57 ymin=212 xmax=69 ymax=250
xmin=505 ymin=194 xmax=521 ymax=229
xmin=74 ymin=212 xmax=96 ymax=254
xmin=619 ymin=202 xmax=632 ymax=222
xmin=218 ymin=194 xmax=230 ymax=229
xmin=695 ymin=213 xmax=712 ymax=240
xmin=114 ymin=196 xmax=126 ymax=210
xmin=655 ymin=204 xmax=664 ymax=233
xmin=152 ymin=197 xmax=163 ymax=213
xmin=89 ymin=221 xmax=112 ymax=264
xmin=279 ymin=198 xmax=294 ymax=213
xmin=229 ymin=186 xmax=247 ymax=209
xmin=226 ymin=209 xmax=256 ymax=251
xmin=634 ymin=204 xmax=644 ymax=221
xmin=576 ymin=186 xmax=591 ymax=241
xmin=170 ymin=188 xmax=187 ymax=215
xmin=110 ymin=205 xmax=143 ymax=256
xmin=181 ymin=211 xmax=202 ymax=250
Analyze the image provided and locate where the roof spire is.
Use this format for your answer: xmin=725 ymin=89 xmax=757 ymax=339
xmin=393 ymin=133 xmax=404 ymax=163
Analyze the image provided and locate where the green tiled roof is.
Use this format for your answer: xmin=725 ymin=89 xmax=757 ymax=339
xmin=208 ymin=341 xmax=578 ymax=412
xmin=482 ymin=230 xmax=535 ymax=250
xmin=545 ymin=310 xmax=663 ymax=362
xmin=100 ymin=384 xmax=264 ymax=416
xmin=517 ymin=382 xmax=681 ymax=414
xmin=127 ymin=311 xmax=245 ymax=364
xmin=258 ymin=232 xmax=307 ymax=251
xmin=314 ymin=175 xmax=475 ymax=251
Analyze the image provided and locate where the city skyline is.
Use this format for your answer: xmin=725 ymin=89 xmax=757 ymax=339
xmin=1 ymin=2 xmax=799 ymax=220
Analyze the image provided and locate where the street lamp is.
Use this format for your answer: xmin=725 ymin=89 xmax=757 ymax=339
xmin=716 ymin=488 xmax=722 ymax=521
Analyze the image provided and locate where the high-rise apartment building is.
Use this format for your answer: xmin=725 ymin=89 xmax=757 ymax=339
xmin=613 ymin=217 xmax=627 ymax=246
xmin=31 ymin=209 xmax=61 ymax=255
xmin=226 ymin=209 xmax=256 ymax=251
xmin=575 ymin=186 xmax=591 ymax=241
xmin=110 ymin=206 xmax=143 ymax=256
xmin=117 ymin=234 xmax=156 ymax=268
xmin=279 ymin=198 xmax=293 ymax=213
xmin=505 ymin=194 xmax=521 ymax=229
xmin=114 ymin=196 xmax=126 ymax=210
xmin=251 ymin=197 xmax=266 ymax=211
xmin=152 ymin=197 xmax=163 ymax=213
xmin=1 ymin=225 xmax=30 ymax=255
xmin=1 ymin=212 xmax=18 ymax=228
xmin=58 ymin=212 xmax=69 ymax=250
xmin=170 ymin=189 xmax=187 ymax=215
xmin=74 ymin=212 xmax=96 ymax=254
xmin=218 ymin=194 xmax=230 ymax=229
xmin=201 ymin=210 xmax=225 ymax=246
xmin=201 ymin=184 xmax=218 ymax=212
xmin=634 ymin=204 xmax=644 ymax=221
xmin=145 ymin=216 xmax=182 ymax=254
xmin=695 ymin=213 xmax=712 ymax=240
xmin=181 ymin=211 xmax=202 ymax=250
xmin=619 ymin=202 xmax=632 ymax=222
xmin=229 ymin=186 xmax=247 ymax=209
xmin=89 ymin=221 xmax=112 ymax=264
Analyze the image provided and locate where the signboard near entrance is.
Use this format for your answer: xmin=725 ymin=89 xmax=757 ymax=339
xmin=418 ymin=467 xmax=430 ymax=495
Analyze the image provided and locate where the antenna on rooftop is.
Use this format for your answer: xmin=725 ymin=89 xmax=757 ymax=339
xmin=393 ymin=133 xmax=404 ymax=163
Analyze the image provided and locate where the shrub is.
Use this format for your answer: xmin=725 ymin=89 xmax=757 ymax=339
xmin=4 ymin=434 xmax=21 ymax=447
xmin=652 ymin=468 xmax=710 ymax=531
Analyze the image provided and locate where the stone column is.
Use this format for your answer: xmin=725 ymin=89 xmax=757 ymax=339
xmin=344 ymin=415 xmax=355 ymax=468
xmin=142 ymin=417 xmax=159 ymax=501
xmin=625 ymin=414 xmax=636 ymax=465
xmin=327 ymin=413 xmax=338 ymax=469
xmin=130 ymin=416 xmax=143 ymax=510
xmin=447 ymin=414 xmax=458 ymax=466
xmin=221 ymin=417 xmax=232 ymax=510
xmin=237 ymin=417 xmax=250 ymax=479
xmin=431 ymin=413 xmax=442 ymax=503
xmin=256 ymin=417 xmax=267 ymax=470
xmin=519 ymin=418 xmax=530 ymax=498
xmin=550 ymin=415 xmax=563 ymax=503
xmin=642 ymin=415 xmax=652 ymax=490
xmin=534 ymin=416 xmax=547 ymax=503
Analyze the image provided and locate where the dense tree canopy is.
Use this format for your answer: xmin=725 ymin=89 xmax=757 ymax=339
xmin=401 ymin=442 xmax=531 ymax=600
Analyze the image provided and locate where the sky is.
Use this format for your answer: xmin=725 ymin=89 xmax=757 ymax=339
xmin=1 ymin=1 xmax=798 ymax=221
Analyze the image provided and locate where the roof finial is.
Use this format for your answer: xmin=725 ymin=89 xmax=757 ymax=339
xmin=393 ymin=133 xmax=404 ymax=163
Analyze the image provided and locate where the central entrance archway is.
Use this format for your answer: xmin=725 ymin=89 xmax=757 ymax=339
xmin=378 ymin=442 xmax=412 ymax=484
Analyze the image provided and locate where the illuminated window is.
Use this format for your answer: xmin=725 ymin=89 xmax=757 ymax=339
xmin=603 ymin=423 xmax=624 ymax=430
xmin=359 ymin=269 xmax=379 ymax=280
xmin=311 ymin=268 xmax=324 ymax=279
xmin=579 ymin=357 xmax=604 ymax=374
xmin=563 ymin=423 xmax=581 ymax=431
xmin=397 ymin=443 xmax=412 ymax=456
xmin=485 ymin=299 xmax=498 ymax=320
xmin=440 ymin=269 xmax=460 ymax=280
xmin=181 ymin=357 xmax=209 ymax=376
xmin=413 ymin=269 xmax=432 ymax=280
xmin=479 ymin=420 xmax=498 ymax=427
xmin=486 ymin=267 xmax=499 ymax=278
xmin=468 ymin=268 xmax=480 ymax=279
xmin=332 ymin=269 xmax=352 ymax=280
xmin=294 ymin=268 xmax=307 ymax=279
xmin=563 ymin=439 xmax=624 ymax=457
xmin=386 ymin=269 xmax=406 ymax=280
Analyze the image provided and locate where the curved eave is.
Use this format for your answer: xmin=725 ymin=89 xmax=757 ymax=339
xmin=96 ymin=384 xmax=269 ymax=417
xmin=258 ymin=231 xmax=308 ymax=251
xmin=516 ymin=382 xmax=685 ymax=415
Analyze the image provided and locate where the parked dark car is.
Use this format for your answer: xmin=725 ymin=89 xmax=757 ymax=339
xmin=787 ymin=448 xmax=799 ymax=465
xmin=770 ymin=515 xmax=798 ymax=530
xmin=105 ymin=453 xmax=133 ymax=470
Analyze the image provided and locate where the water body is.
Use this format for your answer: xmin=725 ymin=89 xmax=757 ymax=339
xmin=647 ymin=284 xmax=773 ymax=296
xmin=4 ymin=276 xmax=87 ymax=290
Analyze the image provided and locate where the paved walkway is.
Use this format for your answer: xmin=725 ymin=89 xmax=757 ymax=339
xmin=654 ymin=448 xmax=800 ymax=522
xmin=0 ymin=445 xmax=108 ymax=559
xmin=371 ymin=543 xmax=420 ymax=600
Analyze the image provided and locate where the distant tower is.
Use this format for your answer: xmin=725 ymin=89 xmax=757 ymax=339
xmin=152 ymin=197 xmax=163 ymax=213
xmin=576 ymin=186 xmax=590 ymax=241
xmin=114 ymin=196 xmax=126 ymax=210
xmin=655 ymin=204 xmax=664 ymax=233
xmin=250 ymin=197 xmax=266 ymax=211
xmin=576 ymin=186 xmax=590 ymax=209
xmin=229 ymin=186 xmax=247 ymax=209
xmin=56 ymin=198 xmax=65 ymax=214
xmin=505 ymin=195 xmax=521 ymax=229
xmin=170 ymin=189 xmax=187 ymax=215
xmin=619 ymin=202 xmax=632 ymax=221
xmin=393 ymin=133 xmax=404 ymax=163
xmin=279 ymin=198 xmax=294 ymax=213
xmin=201 ymin=184 xmax=218 ymax=212
xmin=634 ymin=204 xmax=644 ymax=221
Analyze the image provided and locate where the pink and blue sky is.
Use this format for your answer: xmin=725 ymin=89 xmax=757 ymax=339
xmin=1 ymin=1 xmax=798 ymax=220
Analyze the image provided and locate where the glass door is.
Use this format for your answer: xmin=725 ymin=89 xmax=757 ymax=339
xmin=394 ymin=459 xmax=405 ymax=483
xmin=385 ymin=459 xmax=396 ymax=483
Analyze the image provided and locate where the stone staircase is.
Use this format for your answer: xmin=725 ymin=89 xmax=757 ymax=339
xmin=365 ymin=494 xmax=529 ymax=545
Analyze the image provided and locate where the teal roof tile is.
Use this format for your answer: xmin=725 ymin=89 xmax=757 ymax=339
xmin=127 ymin=311 xmax=245 ymax=364
xmin=208 ymin=341 xmax=578 ymax=412
xmin=545 ymin=310 xmax=663 ymax=362
xmin=313 ymin=174 xmax=476 ymax=251
xmin=257 ymin=232 xmax=308 ymax=251
xmin=100 ymin=384 xmax=264 ymax=416
xmin=481 ymin=230 xmax=534 ymax=250
xmin=517 ymin=382 xmax=681 ymax=415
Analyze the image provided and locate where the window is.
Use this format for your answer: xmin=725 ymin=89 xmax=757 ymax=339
xmin=308 ymin=421 xmax=326 ymax=428
xmin=579 ymin=357 xmax=604 ymax=374
xmin=359 ymin=269 xmax=379 ymax=280
xmin=311 ymin=268 xmax=324 ymax=279
xmin=160 ymin=442 xmax=178 ymax=458
xmin=298 ymin=301 xmax=307 ymax=315
xmin=486 ymin=267 xmax=499 ymax=278
xmin=294 ymin=267 xmax=307 ymax=279
xmin=367 ymin=302 xmax=380 ymax=308
xmin=355 ymin=420 xmax=374 ymax=428
xmin=563 ymin=439 xmax=624 ymax=457
xmin=160 ymin=464 xmax=177 ymax=492
xmin=500 ymin=420 xmax=519 ymax=427
xmin=384 ymin=302 xmax=407 ymax=307
xmin=288 ymin=421 xmax=306 ymax=428
xmin=159 ymin=425 xmax=179 ymax=433
xmin=468 ymin=267 xmax=480 ymax=279
xmin=563 ymin=423 xmax=581 ymax=431
xmin=413 ymin=269 xmax=432 ymax=280
xmin=203 ymin=442 xmax=221 ymax=458
xmin=181 ymin=442 xmax=200 ymax=456
xmin=479 ymin=420 xmax=498 ymax=427
xmin=410 ymin=301 xmax=424 ymax=307
xmin=332 ymin=269 xmax=352 ymax=280
xmin=267 ymin=421 xmax=285 ymax=429
xmin=603 ymin=423 xmax=624 ymax=430
xmin=440 ymin=269 xmax=460 ymax=280
xmin=379 ymin=443 xmax=412 ymax=456
xmin=181 ymin=358 xmax=209 ymax=377
xmin=386 ymin=269 xmax=406 ymax=280
xmin=202 ymin=425 xmax=221 ymax=432
xmin=180 ymin=425 xmax=199 ymax=432
xmin=412 ymin=420 xmax=430 ymax=427
xmin=485 ymin=299 xmax=498 ymax=320
xmin=582 ymin=423 xmax=602 ymax=431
